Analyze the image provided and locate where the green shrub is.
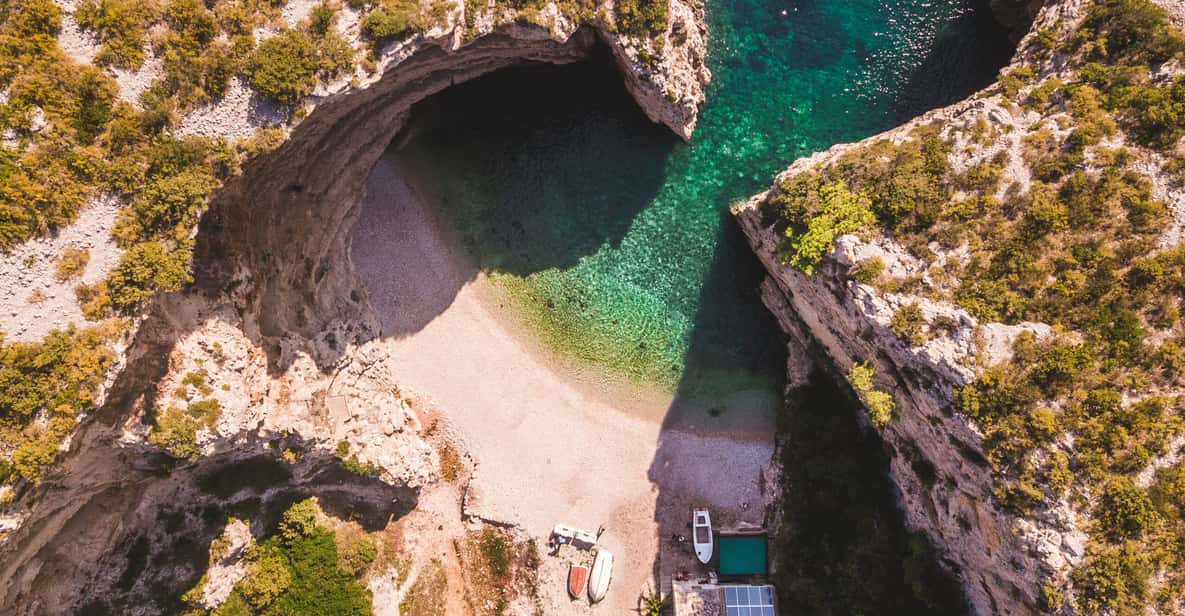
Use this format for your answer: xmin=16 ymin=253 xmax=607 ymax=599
xmin=54 ymin=247 xmax=90 ymax=281
xmin=244 ymin=29 xmax=320 ymax=105
xmin=105 ymin=241 xmax=194 ymax=311
xmin=114 ymin=168 xmax=220 ymax=244
xmin=1073 ymin=542 xmax=1153 ymax=614
xmin=75 ymin=0 xmax=156 ymax=69
xmin=1126 ymin=77 xmax=1185 ymax=149
xmin=849 ymin=257 xmax=885 ymax=284
xmin=779 ymin=181 xmax=875 ymax=275
xmin=146 ymin=398 xmax=219 ymax=460
xmin=1077 ymin=0 xmax=1185 ymax=65
xmin=279 ymin=498 xmax=320 ymax=540
xmin=890 ymin=302 xmax=925 ymax=345
xmin=334 ymin=440 xmax=382 ymax=476
xmin=361 ymin=0 xmax=422 ymax=43
xmin=240 ymin=553 xmax=292 ymax=609
xmin=847 ymin=361 xmax=895 ymax=428
xmin=337 ymin=534 xmax=377 ymax=575
xmin=146 ymin=406 xmax=202 ymax=459
xmin=1095 ymin=479 xmax=1160 ymax=542
xmin=615 ymin=0 xmax=668 ymax=36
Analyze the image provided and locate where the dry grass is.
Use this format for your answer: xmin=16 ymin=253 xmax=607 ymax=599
xmin=454 ymin=528 xmax=542 ymax=616
xmin=439 ymin=442 xmax=462 ymax=482
xmin=54 ymin=247 xmax=90 ymax=281
xmin=400 ymin=558 xmax=448 ymax=616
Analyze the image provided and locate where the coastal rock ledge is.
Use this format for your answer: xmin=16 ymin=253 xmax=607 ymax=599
xmin=737 ymin=0 xmax=1185 ymax=613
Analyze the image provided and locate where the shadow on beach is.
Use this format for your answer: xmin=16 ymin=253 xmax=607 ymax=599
xmin=352 ymin=53 xmax=678 ymax=339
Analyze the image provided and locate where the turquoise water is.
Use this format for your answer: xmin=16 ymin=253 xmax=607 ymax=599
xmin=395 ymin=1 xmax=1013 ymax=399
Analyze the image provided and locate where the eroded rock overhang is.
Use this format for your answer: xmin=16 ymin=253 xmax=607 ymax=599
xmin=0 ymin=14 xmax=710 ymax=613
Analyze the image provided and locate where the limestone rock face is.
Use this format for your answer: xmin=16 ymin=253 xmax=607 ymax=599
xmin=0 ymin=4 xmax=709 ymax=612
xmin=731 ymin=2 xmax=1113 ymax=613
xmin=736 ymin=199 xmax=1073 ymax=615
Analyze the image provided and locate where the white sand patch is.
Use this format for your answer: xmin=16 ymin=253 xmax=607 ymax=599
xmin=111 ymin=54 xmax=162 ymax=106
xmin=54 ymin=0 xmax=99 ymax=66
xmin=175 ymin=77 xmax=286 ymax=141
xmin=0 ymin=195 xmax=123 ymax=341
xmin=282 ymin=0 xmax=320 ymax=28
xmin=352 ymin=154 xmax=779 ymax=613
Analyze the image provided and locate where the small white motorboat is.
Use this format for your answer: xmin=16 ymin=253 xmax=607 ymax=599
xmin=693 ymin=509 xmax=713 ymax=564
xmin=587 ymin=549 xmax=613 ymax=603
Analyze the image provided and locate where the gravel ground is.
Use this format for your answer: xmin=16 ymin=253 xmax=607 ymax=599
xmin=0 ymin=195 xmax=123 ymax=341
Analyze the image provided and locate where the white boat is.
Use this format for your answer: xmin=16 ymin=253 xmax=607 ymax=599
xmin=587 ymin=549 xmax=613 ymax=603
xmin=551 ymin=523 xmax=598 ymax=549
xmin=693 ymin=509 xmax=713 ymax=564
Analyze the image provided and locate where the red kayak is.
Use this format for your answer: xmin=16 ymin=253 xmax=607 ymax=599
xmin=568 ymin=564 xmax=589 ymax=599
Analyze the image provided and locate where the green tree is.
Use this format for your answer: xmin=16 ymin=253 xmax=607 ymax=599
xmin=240 ymin=552 xmax=292 ymax=609
xmin=105 ymin=242 xmax=193 ymax=311
xmin=782 ymin=181 xmax=875 ymax=275
xmin=361 ymin=0 xmax=421 ymax=43
xmin=244 ymin=29 xmax=319 ymax=105
xmin=279 ymin=498 xmax=320 ymax=541
xmin=1095 ymin=480 xmax=1160 ymax=542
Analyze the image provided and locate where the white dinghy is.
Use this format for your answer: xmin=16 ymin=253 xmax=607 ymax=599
xmin=693 ymin=509 xmax=713 ymax=564
xmin=587 ymin=549 xmax=614 ymax=603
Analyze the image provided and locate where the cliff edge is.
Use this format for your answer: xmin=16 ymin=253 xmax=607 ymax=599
xmin=737 ymin=0 xmax=1185 ymax=613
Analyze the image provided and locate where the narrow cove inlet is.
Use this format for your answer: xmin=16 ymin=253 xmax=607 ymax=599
xmin=349 ymin=0 xmax=1015 ymax=613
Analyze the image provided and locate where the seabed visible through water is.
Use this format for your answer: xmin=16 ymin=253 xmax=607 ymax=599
xmin=393 ymin=0 xmax=1015 ymax=413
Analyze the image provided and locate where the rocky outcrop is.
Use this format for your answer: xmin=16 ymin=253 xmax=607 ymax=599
xmin=732 ymin=2 xmax=1109 ymax=614
xmin=737 ymin=199 xmax=1072 ymax=615
xmin=0 ymin=3 xmax=709 ymax=612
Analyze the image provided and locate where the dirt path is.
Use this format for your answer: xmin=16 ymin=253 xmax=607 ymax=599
xmin=351 ymin=152 xmax=780 ymax=614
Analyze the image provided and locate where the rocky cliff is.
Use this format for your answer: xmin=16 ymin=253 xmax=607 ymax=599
xmin=736 ymin=0 xmax=1185 ymax=613
xmin=0 ymin=2 xmax=709 ymax=612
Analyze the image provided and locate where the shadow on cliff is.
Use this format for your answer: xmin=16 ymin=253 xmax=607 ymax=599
xmin=641 ymin=216 xmax=970 ymax=614
xmin=353 ymin=52 xmax=678 ymax=339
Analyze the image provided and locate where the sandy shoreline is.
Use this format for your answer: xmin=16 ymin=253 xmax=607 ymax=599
xmin=350 ymin=151 xmax=779 ymax=613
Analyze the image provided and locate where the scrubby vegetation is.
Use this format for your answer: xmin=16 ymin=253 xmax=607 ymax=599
xmin=54 ymin=246 xmax=90 ymax=281
xmin=762 ymin=0 xmax=1185 ymax=610
xmin=146 ymin=398 xmax=221 ymax=460
xmin=181 ymin=498 xmax=376 ymax=615
xmin=0 ymin=322 xmax=121 ymax=484
xmin=846 ymin=362 xmax=895 ymax=428
xmin=334 ymin=439 xmax=382 ymax=476
xmin=244 ymin=4 xmax=355 ymax=106
xmin=455 ymin=528 xmax=541 ymax=616
xmin=400 ymin=558 xmax=447 ymax=615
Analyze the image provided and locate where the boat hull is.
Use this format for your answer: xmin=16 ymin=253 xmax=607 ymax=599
xmin=693 ymin=510 xmax=713 ymax=565
xmin=568 ymin=565 xmax=588 ymax=599
xmin=588 ymin=550 xmax=613 ymax=603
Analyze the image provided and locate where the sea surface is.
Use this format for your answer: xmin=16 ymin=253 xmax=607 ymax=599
xmin=395 ymin=0 xmax=1014 ymax=406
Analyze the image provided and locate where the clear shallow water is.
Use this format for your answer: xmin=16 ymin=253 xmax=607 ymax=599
xmin=394 ymin=0 xmax=1013 ymax=401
